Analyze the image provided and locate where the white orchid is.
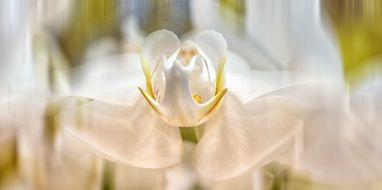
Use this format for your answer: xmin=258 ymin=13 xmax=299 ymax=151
xmin=65 ymin=30 xmax=305 ymax=180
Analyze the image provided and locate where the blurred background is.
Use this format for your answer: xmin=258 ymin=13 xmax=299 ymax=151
xmin=1 ymin=0 xmax=382 ymax=189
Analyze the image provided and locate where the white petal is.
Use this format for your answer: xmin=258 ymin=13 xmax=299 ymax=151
xmin=194 ymin=30 xmax=228 ymax=68
xmin=351 ymin=78 xmax=382 ymax=128
xmin=247 ymin=0 xmax=343 ymax=82
xmin=250 ymin=84 xmax=382 ymax=181
xmin=141 ymin=29 xmax=181 ymax=68
xmin=61 ymin=98 xmax=183 ymax=168
xmin=71 ymin=53 xmax=144 ymax=106
xmin=350 ymin=78 xmax=382 ymax=153
xmin=152 ymin=56 xmax=166 ymax=102
xmin=34 ymin=129 xmax=103 ymax=190
xmin=192 ymin=94 xmax=303 ymax=180
xmin=225 ymin=51 xmax=251 ymax=72
xmin=255 ymin=83 xmax=345 ymax=115
xmin=225 ymin=70 xmax=323 ymax=103
xmin=293 ymin=110 xmax=380 ymax=182
xmin=114 ymin=164 xmax=166 ymax=190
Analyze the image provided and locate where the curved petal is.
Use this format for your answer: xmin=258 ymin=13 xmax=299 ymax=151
xmin=141 ymin=29 xmax=181 ymax=68
xmin=256 ymin=83 xmax=345 ymax=115
xmin=61 ymin=98 xmax=183 ymax=168
xmin=194 ymin=30 xmax=228 ymax=68
xmin=351 ymin=78 xmax=382 ymax=127
xmin=71 ymin=53 xmax=144 ymax=106
xmin=225 ymin=51 xmax=251 ymax=72
xmin=350 ymin=78 xmax=382 ymax=153
xmin=292 ymin=110 xmax=381 ymax=183
xmin=192 ymin=94 xmax=303 ymax=180
xmin=225 ymin=70 xmax=322 ymax=103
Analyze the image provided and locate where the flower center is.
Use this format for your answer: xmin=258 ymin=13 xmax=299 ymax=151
xmin=139 ymin=44 xmax=227 ymax=127
xmin=178 ymin=42 xmax=198 ymax=66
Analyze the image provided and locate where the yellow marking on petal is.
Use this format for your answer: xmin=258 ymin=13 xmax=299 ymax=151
xmin=201 ymin=88 xmax=228 ymax=115
xmin=215 ymin=58 xmax=226 ymax=95
xmin=75 ymin=97 xmax=92 ymax=130
xmin=138 ymin=87 xmax=162 ymax=115
xmin=194 ymin=127 xmax=200 ymax=141
xmin=193 ymin=94 xmax=202 ymax=103
xmin=140 ymin=57 xmax=155 ymax=98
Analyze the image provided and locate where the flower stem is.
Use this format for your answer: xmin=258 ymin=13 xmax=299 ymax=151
xmin=194 ymin=127 xmax=200 ymax=141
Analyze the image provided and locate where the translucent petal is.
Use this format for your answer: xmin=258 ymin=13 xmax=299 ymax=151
xmin=225 ymin=70 xmax=322 ymax=103
xmin=293 ymin=110 xmax=381 ymax=182
xmin=249 ymin=84 xmax=382 ymax=182
xmin=225 ymin=51 xmax=251 ymax=72
xmin=351 ymin=78 xmax=382 ymax=132
xmin=350 ymin=79 xmax=382 ymax=154
xmin=192 ymin=94 xmax=303 ymax=180
xmin=140 ymin=30 xmax=180 ymax=97
xmin=71 ymin=53 xmax=144 ymax=106
xmin=151 ymin=56 xmax=166 ymax=103
xmin=61 ymin=98 xmax=183 ymax=168
xmin=194 ymin=30 xmax=228 ymax=68
xmin=141 ymin=29 xmax=181 ymax=68
xmin=255 ymin=83 xmax=345 ymax=115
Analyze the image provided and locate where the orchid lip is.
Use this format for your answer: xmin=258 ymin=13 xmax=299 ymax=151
xmin=139 ymin=40 xmax=228 ymax=127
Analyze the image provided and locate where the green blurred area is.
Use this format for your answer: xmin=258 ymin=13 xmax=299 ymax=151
xmin=220 ymin=0 xmax=246 ymax=16
xmin=322 ymin=0 xmax=382 ymax=89
xmin=264 ymin=162 xmax=382 ymax=190
xmin=58 ymin=0 xmax=120 ymax=66
xmin=136 ymin=0 xmax=193 ymax=36
xmin=0 ymin=133 xmax=18 ymax=186
xmin=57 ymin=0 xmax=195 ymax=66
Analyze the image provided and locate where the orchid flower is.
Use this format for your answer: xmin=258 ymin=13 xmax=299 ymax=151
xmin=65 ymin=30 xmax=304 ymax=180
